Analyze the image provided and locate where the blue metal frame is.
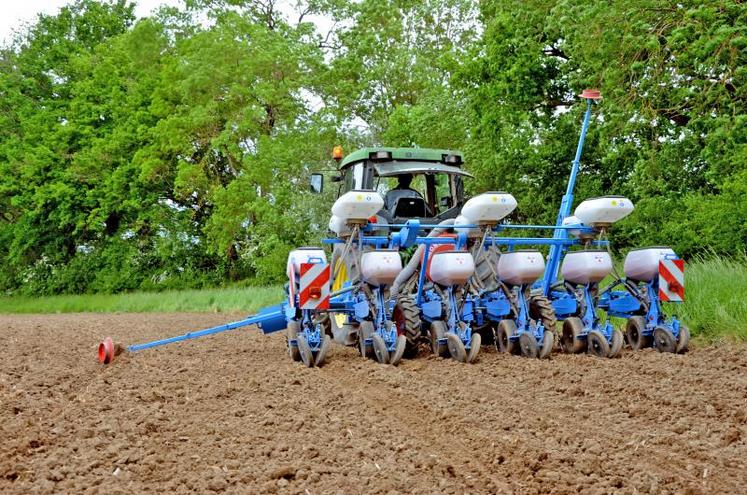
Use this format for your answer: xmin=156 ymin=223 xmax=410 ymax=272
xmin=597 ymin=255 xmax=683 ymax=341
xmin=126 ymin=305 xmax=287 ymax=353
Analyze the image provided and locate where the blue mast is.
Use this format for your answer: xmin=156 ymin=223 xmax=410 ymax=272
xmin=541 ymin=90 xmax=601 ymax=295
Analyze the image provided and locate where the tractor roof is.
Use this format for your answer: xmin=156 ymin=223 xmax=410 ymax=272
xmin=339 ymin=147 xmax=464 ymax=169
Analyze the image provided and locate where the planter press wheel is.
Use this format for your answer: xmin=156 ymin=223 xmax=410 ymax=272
xmin=676 ymin=325 xmax=690 ymax=354
xmin=314 ymin=335 xmax=331 ymax=367
xmin=371 ymin=333 xmax=389 ymax=364
xmin=429 ymin=320 xmax=449 ymax=357
xmin=519 ymin=332 xmax=538 ymax=358
xmin=561 ymin=317 xmax=586 ymax=354
xmin=538 ymin=329 xmax=554 ymax=359
xmin=466 ymin=331 xmax=481 ymax=363
xmin=608 ymin=328 xmax=624 ymax=358
xmin=653 ymin=326 xmax=676 ymax=353
xmin=446 ymin=332 xmax=467 ymax=363
xmin=626 ymin=316 xmax=651 ymax=350
xmin=297 ymin=334 xmax=314 ymax=367
xmin=286 ymin=320 xmax=301 ymax=362
xmin=495 ymin=319 xmax=520 ymax=355
xmin=358 ymin=321 xmax=374 ymax=359
xmin=390 ymin=335 xmax=407 ymax=366
xmin=587 ymin=330 xmax=610 ymax=358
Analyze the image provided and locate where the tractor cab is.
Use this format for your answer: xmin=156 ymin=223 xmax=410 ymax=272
xmin=331 ymin=147 xmax=471 ymax=224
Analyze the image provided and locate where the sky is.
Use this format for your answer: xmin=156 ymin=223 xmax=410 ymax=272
xmin=0 ymin=1 xmax=334 ymax=46
xmin=0 ymin=0 xmax=181 ymax=45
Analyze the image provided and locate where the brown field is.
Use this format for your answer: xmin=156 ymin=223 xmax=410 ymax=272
xmin=1 ymin=313 xmax=746 ymax=494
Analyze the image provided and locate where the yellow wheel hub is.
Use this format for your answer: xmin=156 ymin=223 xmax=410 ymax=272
xmin=332 ymin=259 xmax=348 ymax=327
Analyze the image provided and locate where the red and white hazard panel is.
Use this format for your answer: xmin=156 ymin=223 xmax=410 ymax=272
xmin=299 ymin=263 xmax=330 ymax=310
xmin=658 ymin=259 xmax=685 ymax=302
xmin=287 ymin=265 xmax=297 ymax=308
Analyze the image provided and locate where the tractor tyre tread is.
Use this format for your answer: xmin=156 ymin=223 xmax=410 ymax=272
xmin=393 ymin=295 xmax=423 ymax=358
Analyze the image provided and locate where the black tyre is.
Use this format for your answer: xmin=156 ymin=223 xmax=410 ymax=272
xmin=653 ymin=326 xmax=676 ymax=353
xmin=358 ymin=321 xmax=374 ymax=358
xmin=676 ymin=325 xmax=690 ymax=354
xmin=286 ymin=320 xmax=301 ymax=362
xmin=470 ymin=244 xmax=500 ymax=290
xmin=390 ymin=335 xmax=407 ymax=365
xmin=393 ymin=295 xmax=423 ymax=357
xmin=371 ymin=333 xmax=389 ymax=364
xmin=314 ymin=335 xmax=331 ymax=367
xmin=519 ymin=332 xmax=538 ymax=358
xmin=297 ymin=334 xmax=314 ymax=367
xmin=609 ymin=328 xmax=624 ymax=358
xmin=429 ymin=320 xmax=449 ymax=357
xmin=626 ymin=316 xmax=651 ymax=350
xmin=467 ymin=332 xmax=481 ymax=363
xmin=528 ymin=294 xmax=558 ymax=332
xmin=530 ymin=294 xmax=559 ymax=349
xmin=538 ymin=329 xmax=554 ymax=359
xmin=495 ymin=319 xmax=520 ymax=355
xmin=446 ymin=332 xmax=467 ymax=363
xmin=587 ymin=330 xmax=610 ymax=358
xmin=561 ymin=317 xmax=586 ymax=354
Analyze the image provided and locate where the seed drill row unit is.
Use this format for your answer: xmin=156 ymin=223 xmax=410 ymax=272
xmin=98 ymin=90 xmax=688 ymax=366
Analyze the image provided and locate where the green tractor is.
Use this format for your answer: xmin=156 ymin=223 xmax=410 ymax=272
xmin=322 ymin=147 xmax=484 ymax=358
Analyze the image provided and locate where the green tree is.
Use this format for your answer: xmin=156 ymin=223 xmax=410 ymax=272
xmin=466 ymin=0 xmax=746 ymax=255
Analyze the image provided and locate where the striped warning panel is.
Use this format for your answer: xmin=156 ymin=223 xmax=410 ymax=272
xmin=287 ymin=264 xmax=297 ymax=309
xmin=299 ymin=262 xmax=330 ymax=310
xmin=658 ymin=259 xmax=684 ymax=302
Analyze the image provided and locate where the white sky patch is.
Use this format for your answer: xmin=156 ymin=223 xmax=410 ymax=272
xmin=2 ymin=0 xmax=335 ymax=45
xmin=0 ymin=0 xmax=183 ymax=45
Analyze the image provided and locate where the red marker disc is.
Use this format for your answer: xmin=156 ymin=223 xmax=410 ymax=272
xmin=98 ymin=337 xmax=114 ymax=364
xmin=579 ymin=89 xmax=602 ymax=100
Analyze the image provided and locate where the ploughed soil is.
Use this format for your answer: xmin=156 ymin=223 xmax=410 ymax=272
xmin=1 ymin=313 xmax=746 ymax=494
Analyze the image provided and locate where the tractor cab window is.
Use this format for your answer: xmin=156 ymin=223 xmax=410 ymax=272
xmin=376 ymin=173 xmax=457 ymax=218
xmin=378 ymin=174 xmax=427 ymax=218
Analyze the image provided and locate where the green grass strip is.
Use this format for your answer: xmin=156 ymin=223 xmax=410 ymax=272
xmin=0 ymin=286 xmax=285 ymax=314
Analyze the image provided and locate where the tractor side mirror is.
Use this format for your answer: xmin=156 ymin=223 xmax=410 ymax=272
xmin=310 ymin=173 xmax=324 ymax=194
xmin=330 ymin=174 xmax=344 ymax=183
xmin=440 ymin=196 xmax=452 ymax=208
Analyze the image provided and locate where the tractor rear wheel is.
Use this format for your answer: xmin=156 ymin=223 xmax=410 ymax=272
xmin=393 ymin=295 xmax=422 ymax=357
xmin=626 ymin=316 xmax=651 ymax=350
xmin=529 ymin=294 xmax=558 ymax=335
xmin=471 ymin=244 xmax=500 ymax=290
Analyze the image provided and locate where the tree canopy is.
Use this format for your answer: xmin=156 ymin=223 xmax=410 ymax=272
xmin=0 ymin=0 xmax=744 ymax=295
